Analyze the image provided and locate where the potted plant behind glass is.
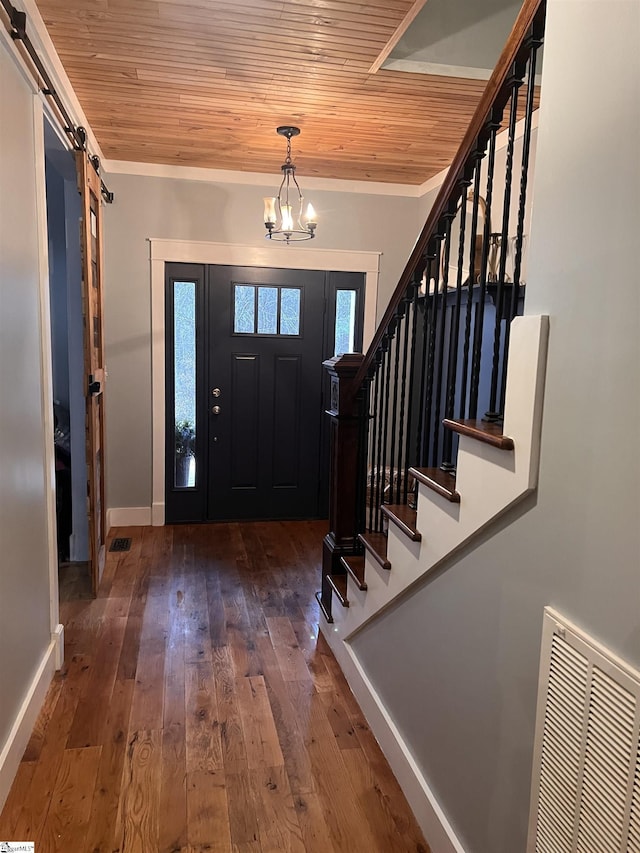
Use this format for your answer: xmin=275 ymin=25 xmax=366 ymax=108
xmin=174 ymin=419 xmax=195 ymax=487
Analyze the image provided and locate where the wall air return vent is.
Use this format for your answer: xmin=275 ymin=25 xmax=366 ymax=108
xmin=528 ymin=607 xmax=640 ymax=852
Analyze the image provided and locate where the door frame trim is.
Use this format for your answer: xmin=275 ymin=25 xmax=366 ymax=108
xmin=149 ymin=239 xmax=380 ymax=526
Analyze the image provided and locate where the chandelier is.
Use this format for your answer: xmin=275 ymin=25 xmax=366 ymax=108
xmin=263 ymin=126 xmax=317 ymax=243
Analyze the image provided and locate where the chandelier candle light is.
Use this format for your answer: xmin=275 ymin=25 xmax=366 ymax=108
xmin=264 ymin=126 xmax=317 ymax=243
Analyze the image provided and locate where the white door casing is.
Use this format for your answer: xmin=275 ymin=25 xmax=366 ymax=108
xmin=149 ymin=239 xmax=380 ymax=526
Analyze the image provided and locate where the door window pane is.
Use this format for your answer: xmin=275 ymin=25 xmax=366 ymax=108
xmin=280 ymin=288 xmax=301 ymax=335
xmin=174 ymin=281 xmax=196 ymax=488
xmin=234 ymin=284 xmax=301 ymax=337
xmin=335 ymin=289 xmax=357 ymax=355
xmin=257 ymin=286 xmax=278 ymax=334
xmin=234 ymin=284 xmax=255 ymax=333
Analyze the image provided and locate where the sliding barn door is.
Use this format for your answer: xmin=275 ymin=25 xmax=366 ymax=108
xmin=76 ymin=152 xmax=106 ymax=594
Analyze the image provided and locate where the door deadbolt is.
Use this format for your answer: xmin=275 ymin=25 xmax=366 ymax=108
xmin=212 ymin=388 xmax=221 ymax=397
xmin=212 ymin=405 xmax=221 ymax=415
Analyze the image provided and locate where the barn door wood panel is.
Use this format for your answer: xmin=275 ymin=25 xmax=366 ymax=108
xmin=76 ymin=151 xmax=106 ymax=594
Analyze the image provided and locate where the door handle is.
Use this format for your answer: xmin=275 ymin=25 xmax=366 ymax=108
xmin=212 ymin=388 xmax=221 ymax=397
xmin=212 ymin=405 xmax=221 ymax=415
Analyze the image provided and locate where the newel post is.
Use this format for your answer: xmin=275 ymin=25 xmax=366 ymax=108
xmin=317 ymin=352 xmax=366 ymax=623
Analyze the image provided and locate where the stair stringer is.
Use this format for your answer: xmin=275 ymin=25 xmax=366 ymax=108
xmin=321 ymin=314 xmax=549 ymax=644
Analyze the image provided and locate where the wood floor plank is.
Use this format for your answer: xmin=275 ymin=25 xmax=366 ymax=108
xmin=185 ymin=660 xmax=223 ymax=771
xmin=159 ymin=722 xmax=188 ymax=853
xmin=186 ymin=768 xmax=231 ymax=852
xmin=290 ymin=619 xmax=334 ymax=693
xmin=38 ymin=745 xmax=101 ymax=851
xmin=212 ymin=646 xmax=249 ymax=774
xmin=128 ymin=588 xmax=169 ymax=732
xmin=256 ymin=655 xmax=316 ymax=797
xmin=66 ymin=615 xmax=127 ymax=748
xmin=225 ymin=770 xmax=261 ymax=847
xmin=232 ymin=842 xmax=263 ymax=853
xmin=8 ymin=653 xmax=93 ymax=842
xmin=249 ymin=764 xmax=306 ymax=853
xmin=235 ymin=676 xmax=284 ymax=771
xmin=117 ymin=729 xmax=162 ymax=853
xmin=320 ymin=690 xmax=363 ymax=750
xmin=159 ymin=567 xmax=188 ymax=853
xmin=0 ymin=521 xmax=430 ymax=853
xmin=84 ymin=677 xmax=135 ymax=853
xmin=303 ymin=692 xmax=381 ymax=853
xmin=292 ymin=790 xmax=338 ymax=853
xmin=341 ymin=747 xmax=430 ymax=853
xmin=128 ymin=635 xmax=166 ymax=731
xmin=265 ymin=617 xmax=313 ymax=683
xmin=0 ymin=760 xmax=36 ymax=837
xmin=184 ymin=568 xmax=213 ymax=665
xmin=22 ymin=676 xmax=64 ymax=762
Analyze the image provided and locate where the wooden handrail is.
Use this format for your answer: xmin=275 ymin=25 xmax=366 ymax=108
xmin=354 ymin=0 xmax=545 ymax=389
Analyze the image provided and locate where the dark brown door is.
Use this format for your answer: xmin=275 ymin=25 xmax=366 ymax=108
xmin=207 ymin=266 xmax=326 ymax=520
xmin=76 ymin=152 xmax=106 ymax=592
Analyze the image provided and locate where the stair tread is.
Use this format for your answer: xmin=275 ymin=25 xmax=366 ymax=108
xmin=381 ymin=504 xmax=422 ymax=541
xmin=443 ymin=418 xmax=514 ymax=450
xmin=326 ymin=573 xmax=349 ymax=607
xmin=340 ymin=554 xmax=367 ymax=590
xmin=409 ymin=467 xmax=460 ymax=503
xmin=358 ymin=532 xmax=391 ymax=570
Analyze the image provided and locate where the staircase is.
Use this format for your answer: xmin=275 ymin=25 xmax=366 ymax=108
xmin=314 ymin=7 xmax=548 ymax=845
xmin=317 ymin=0 xmax=548 ymax=663
xmin=320 ymin=313 xmax=547 ymax=639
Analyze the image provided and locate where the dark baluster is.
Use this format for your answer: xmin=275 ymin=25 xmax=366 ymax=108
xmin=396 ymin=289 xmax=413 ymax=503
xmin=404 ymin=278 xmax=421 ymax=504
xmin=368 ymin=357 xmax=381 ymax=532
xmin=415 ymin=251 xmax=435 ymax=468
xmin=469 ymin=116 xmax=500 ymax=419
xmin=380 ymin=324 xmax=395 ymax=520
xmin=499 ymin=25 xmax=544 ymax=413
xmin=459 ymin=158 xmax=484 ymax=419
xmin=374 ymin=342 xmax=389 ymax=531
xmin=485 ymin=64 xmax=524 ymax=422
xmin=442 ymin=181 xmax=470 ymax=470
xmin=356 ymin=381 xmax=370 ymax=537
xmin=421 ymin=240 xmax=442 ymax=467
xmin=388 ymin=305 xmax=405 ymax=506
xmin=432 ymin=213 xmax=454 ymax=468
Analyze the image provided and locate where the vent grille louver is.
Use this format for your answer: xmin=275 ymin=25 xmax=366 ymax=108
xmin=529 ymin=609 xmax=640 ymax=853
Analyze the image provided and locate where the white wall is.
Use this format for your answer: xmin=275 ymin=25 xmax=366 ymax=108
xmin=0 ymin=41 xmax=58 ymax=797
xmin=391 ymin=0 xmax=521 ymax=76
xmin=102 ymin=173 xmax=420 ymax=510
xmin=351 ymin=3 xmax=640 ymax=852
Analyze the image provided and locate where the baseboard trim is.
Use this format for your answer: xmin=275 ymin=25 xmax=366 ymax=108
xmin=106 ymin=506 xmax=152 ymax=529
xmin=321 ymin=623 xmax=467 ymax=853
xmin=0 ymin=639 xmax=57 ymax=812
xmin=52 ymin=623 xmax=64 ymax=671
xmin=151 ymin=501 xmax=165 ymax=527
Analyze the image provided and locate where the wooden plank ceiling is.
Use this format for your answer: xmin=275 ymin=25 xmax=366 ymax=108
xmin=34 ymin=0 xmax=491 ymax=185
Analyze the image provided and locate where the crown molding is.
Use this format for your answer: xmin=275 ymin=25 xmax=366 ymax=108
xmin=102 ymin=159 xmax=423 ymax=197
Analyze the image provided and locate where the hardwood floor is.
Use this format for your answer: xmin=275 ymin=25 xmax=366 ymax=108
xmin=0 ymin=521 xmax=429 ymax=852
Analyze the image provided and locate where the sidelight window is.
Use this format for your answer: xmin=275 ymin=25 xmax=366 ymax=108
xmin=173 ymin=281 xmax=196 ymax=488
xmin=334 ymin=289 xmax=357 ymax=355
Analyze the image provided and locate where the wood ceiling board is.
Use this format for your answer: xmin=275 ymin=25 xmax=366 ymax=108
xmin=35 ymin=0 xmax=513 ymax=183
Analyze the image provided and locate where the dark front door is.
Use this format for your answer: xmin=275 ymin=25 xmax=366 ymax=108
xmin=164 ymin=263 xmax=364 ymax=523
xmin=207 ymin=265 xmax=325 ymax=520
